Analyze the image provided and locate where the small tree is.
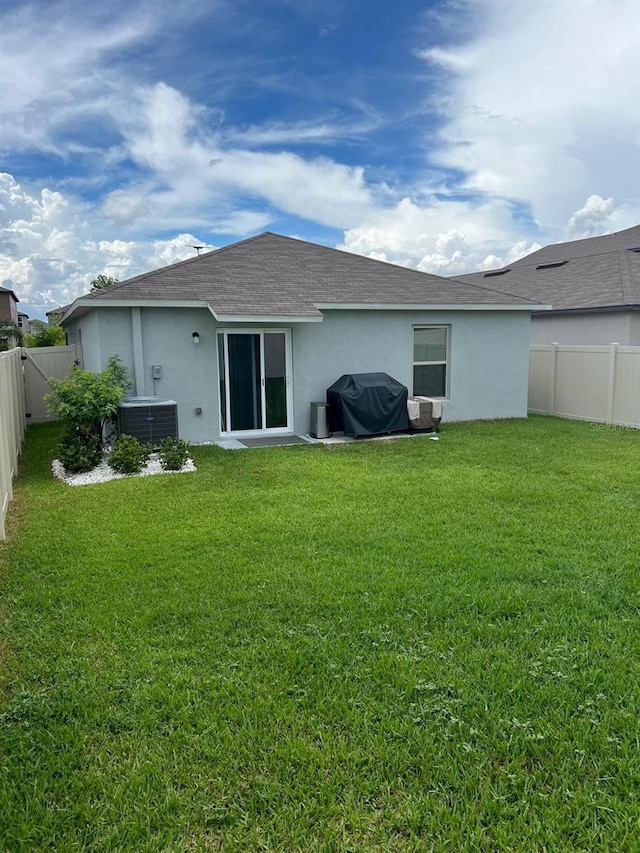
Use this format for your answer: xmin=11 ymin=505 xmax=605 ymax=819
xmin=24 ymin=320 xmax=66 ymax=348
xmin=0 ymin=319 xmax=23 ymax=351
xmin=46 ymin=355 xmax=132 ymax=472
xmin=90 ymin=274 xmax=119 ymax=292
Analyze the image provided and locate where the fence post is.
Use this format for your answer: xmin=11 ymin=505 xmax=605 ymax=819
xmin=0 ymin=357 xmax=15 ymax=539
xmin=7 ymin=353 xmax=18 ymax=466
xmin=12 ymin=349 xmax=25 ymax=447
xmin=606 ymin=343 xmax=619 ymax=425
xmin=0 ymin=348 xmax=30 ymax=540
xmin=549 ymin=342 xmax=559 ymax=416
xmin=1 ymin=359 xmax=12 ymax=489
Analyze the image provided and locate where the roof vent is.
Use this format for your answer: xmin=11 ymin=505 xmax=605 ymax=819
xmin=536 ymin=260 xmax=568 ymax=270
xmin=626 ymin=247 xmax=640 ymax=253
xmin=483 ymin=268 xmax=511 ymax=277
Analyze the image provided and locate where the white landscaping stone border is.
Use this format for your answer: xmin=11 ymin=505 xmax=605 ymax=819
xmin=52 ymin=454 xmax=196 ymax=486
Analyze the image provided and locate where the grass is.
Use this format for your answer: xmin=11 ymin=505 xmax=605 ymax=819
xmin=1 ymin=416 xmax=639 ymax=852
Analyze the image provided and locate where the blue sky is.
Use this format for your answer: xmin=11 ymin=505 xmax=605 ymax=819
xmin=1 ymin=0 xmax=639 ymax=318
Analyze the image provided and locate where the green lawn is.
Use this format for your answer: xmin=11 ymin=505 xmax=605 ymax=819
xmin=1 ymin=417 xmax=639 ymax=852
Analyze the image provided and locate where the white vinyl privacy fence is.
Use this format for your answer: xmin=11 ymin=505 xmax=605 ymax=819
xmin=0 ymin=343 xmax=83 ymax=539
xmin=0 ymin=348 xmax=27 ymax=540
xmin=529 ymin=343 xmax=640 ymax=428
xmin=22 ymin=344 xmax=82 ymax=423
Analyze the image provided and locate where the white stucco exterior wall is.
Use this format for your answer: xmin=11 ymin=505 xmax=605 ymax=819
xmin=292 ymin=309 xmax=531 ymax=431
xmin=64 ymin=305 xmax=532 ymax=442
xmin=65 ymin=306 xmax=219 ymax=443
xmin=530 ymin=312 xmax=636 ymax=345
xmin=66 ymin=310 xmax=102 ymax=371
xmin=138 ymin=308 xmax=219 ymax=443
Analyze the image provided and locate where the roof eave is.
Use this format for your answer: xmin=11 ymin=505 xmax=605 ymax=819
xmin=313 ymin=302 xmax=551 ymax=312
xmin=61 ymin=298 xmax=212 ymax=323
xmin=533 ymin=304 xmax=640 ymax=317
xmin=211 ymin=313 xmax=323 ymax=323
xmin=61 ymin=297 xmax=552 ymax=325
xmin=60 ymin=298 xmax=324 ymax=325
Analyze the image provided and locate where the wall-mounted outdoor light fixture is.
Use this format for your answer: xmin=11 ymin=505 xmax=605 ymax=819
xmin=192 ymin=332 xmax=200 ymax=344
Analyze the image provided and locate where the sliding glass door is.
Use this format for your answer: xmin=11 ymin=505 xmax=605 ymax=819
xmin=218 ymin=330 xmax=292 ymax=434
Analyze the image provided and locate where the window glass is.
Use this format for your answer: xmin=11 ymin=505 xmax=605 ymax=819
xmin=413 ymin=364 xmax=446 ymax=397
xmin=414 ymin=327 xmax=447 ymax=362
xmin=413 ymin=326 xmax=448 ymax=397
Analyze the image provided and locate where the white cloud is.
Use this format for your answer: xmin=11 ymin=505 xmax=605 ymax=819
xmin=119 ymin=83 xmax=374 ymax=230
xmin=143 ymin=236 xmax=216 ymax=269
xmin=0 ymin=2 xmax=161 ymax=154
xmin=415 ymin=47 xmax=470 ymax=73
xmin=0 ymin=174 xmax=208 ymax=315
xmin=125 ymin=83 xmax=212 ymax=179
xmin=419 ymin=0 xmax=640 ymax=230
xmin=565 ymin=195 xmax=616 ymax=240
xmin=225 ymin=117 xmax=378 ymax=147
xmin=102 ymin=189 xmax=155 ymax=225
xmin=340 ymin=196 xmax=542 ymax=274
xmin=213 ymin=210 xmax=273 ymax=235
xmin=221 ymin=150 xmax=372 ymax=228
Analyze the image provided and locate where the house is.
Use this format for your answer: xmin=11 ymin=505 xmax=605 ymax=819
xmin=46 ymin=305 xmax=70 ymax=325
xmin=17 ymin=312 xmax=30 ymax=334
xmin=61 ymin=232 xmax=548 ymax=443
xmin=0 ymin=285 xmax=20 ymax=324
xmin=454 ymin=225 xmax=640 ymax=345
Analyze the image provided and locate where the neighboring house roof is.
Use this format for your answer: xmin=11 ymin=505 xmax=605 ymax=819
xmin=63 ymin=232 xmax=545 ymax=323
xmin=0 ymin=285 xmax=19 ymax=303
xmin=46 ymin=305 xmax=71 ymax=321
xmin=453 ymin=224 xmax=640 ymax=314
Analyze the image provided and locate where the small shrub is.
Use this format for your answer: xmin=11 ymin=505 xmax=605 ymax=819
xmin=57 ymin=431 xmax=103 ymax=474
xmin=109 ymin=434 xmax=152 ymax=474
xmin=103 ymin=354 xmax=131 ymax=395
xmin=159 ymin=436 xmax=190 ymax=470
xmin=24 ymin=321 xmax=66 ymax=348
xmin=0 ymin=319 xmax=22 ymax=351
xmin=46 ymin=355 xmax=131 ymax=444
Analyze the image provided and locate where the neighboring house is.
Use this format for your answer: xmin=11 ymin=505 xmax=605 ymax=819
xmin=46 ymin=305 xmax=70 ymax=325
xmin=61 ymin=232 xmax=548 ymax=443
xmin=0 ymin=285 xmax=20 ymax=324
xmin=454 ymin=225 xmax=640 ymax=345
xmin=17 ymin=312 xmax=30 ymax=333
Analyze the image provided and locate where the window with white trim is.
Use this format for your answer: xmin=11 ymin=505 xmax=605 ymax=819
xmin=413 ymin=326 xmax=449 ymax=398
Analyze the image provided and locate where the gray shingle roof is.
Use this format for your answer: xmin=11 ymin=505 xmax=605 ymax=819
xmin=79 ymin=232 xmax=540 ymax=318
xmin=453 ymin=225 xmax=640 ymax=312
xmin=511 ymin=225 xmax=640 ymax=267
